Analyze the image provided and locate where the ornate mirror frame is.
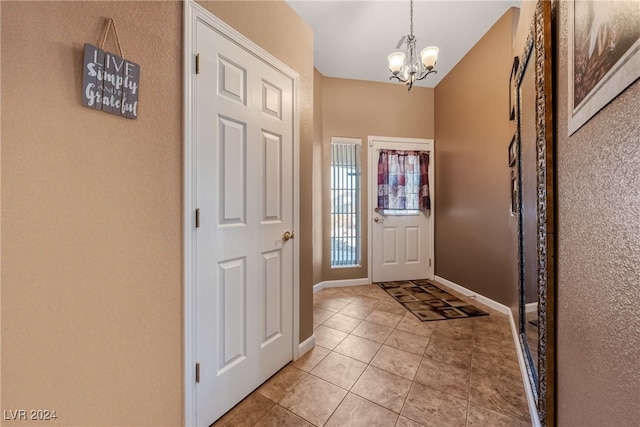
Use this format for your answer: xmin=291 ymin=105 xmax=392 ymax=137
xmin=515 ymin=0 xmax=555 ymax=425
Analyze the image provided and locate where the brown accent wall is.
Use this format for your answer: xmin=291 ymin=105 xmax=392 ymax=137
xmin=197 ymin=0 xmax=315 ymax=343
xmin=434 ymin=8 xmax=519 ymax=307
xmin=1 ymin=2 xmax=183 ymax=425
xmin=1 ymin=1 xmax=314 ymax=425
xmin=319 ymin=76 xmax=434 ymax=281
xmin=554 ymin=1 xmax=640 ymax=424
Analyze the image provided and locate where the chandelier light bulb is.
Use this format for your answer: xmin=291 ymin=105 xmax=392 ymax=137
xmin=388 ymin=52 xmax=406 ymax=74
xmin=420 ymin=46 xmax=439 ymax=70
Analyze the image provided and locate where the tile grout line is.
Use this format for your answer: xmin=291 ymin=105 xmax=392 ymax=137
xmin=318 ymin=387 xmax=348 ymax=427
xmin=311 ymin=285 xmax=529 ymax=426
xmin=323 ymin=310 xmax=419 ymax=423
xmin=404 ymin=341 xmax=429 ymax=423
xmin=465 ymin=343 xmax=476 ymax=427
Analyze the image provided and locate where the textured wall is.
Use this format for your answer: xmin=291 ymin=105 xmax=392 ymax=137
xmin=1 ymin=1 xmax=316 ymax=425
xmin=555 ymin=1 xmax=640 ymax=425
xmin=1 ymin=2 xmax=183 ymax=425
xmin=319 ymin=76 xmax=434 ymax=281
xmin=434 ymin=8 xmax=519 ymax=307
xmin=196 ymin=0 xmax=315 ymax=342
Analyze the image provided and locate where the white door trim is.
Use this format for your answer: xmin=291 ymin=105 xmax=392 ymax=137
xmin=366 ymin=136 xmax=435 ymax=284
xmin=183 ymin=2 xmax=300 ymax=425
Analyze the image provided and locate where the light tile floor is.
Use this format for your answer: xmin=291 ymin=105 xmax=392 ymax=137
xmin=214 ymin=283 xmax=530 ymax=427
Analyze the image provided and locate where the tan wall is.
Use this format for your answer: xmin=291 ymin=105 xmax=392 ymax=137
xmin=1 ymin=2 xmax=183 ymax=425
xmin=554 ymin=1 xmax=640 ymax=425
xmin=319 ymin=76 xmax=434 ymax=281
xmin=197 ymin=0 xmax=315 ymax=343
xmin=434 ymin=8 xmax=519 ymax=307
xmin=1 ymin=1 xmax=314 ymax=425
xmin=313 ymin=68 xmax=325 ymax=285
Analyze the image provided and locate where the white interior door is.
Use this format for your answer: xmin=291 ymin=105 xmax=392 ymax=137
xmin=193 ymin=17 xmax=295 ymax=426
xmin=369 ymin=137 xmax=434 ymax=283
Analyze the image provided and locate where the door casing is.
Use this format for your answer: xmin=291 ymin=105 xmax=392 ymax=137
xmin=183 ymin=2 xmax=301 ymax=425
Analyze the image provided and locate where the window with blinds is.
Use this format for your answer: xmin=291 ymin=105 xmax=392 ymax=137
xmin=330 ymin=138 xmax=361 ymax=267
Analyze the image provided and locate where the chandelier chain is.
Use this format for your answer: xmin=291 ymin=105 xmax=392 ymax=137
xmin=409 ymin=0 xmax=414 ymax=37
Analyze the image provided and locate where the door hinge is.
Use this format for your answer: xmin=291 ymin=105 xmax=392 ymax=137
xmin=195 ymin=53 xmax=200 ymax=75
xmin=429 ymin=258 xmax=432 ymax=267
xmin=196 ymin=362 xmax=200 ymax=383
xmin=195 ymin=208 xmax=200 ymax=228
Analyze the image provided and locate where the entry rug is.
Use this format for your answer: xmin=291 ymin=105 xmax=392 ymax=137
xmin=377 ymin=279 xmax=489 ymax=322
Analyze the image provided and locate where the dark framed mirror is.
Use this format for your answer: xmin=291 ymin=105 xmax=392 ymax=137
xmin=515 ymin=0 xmax=555 ymax=425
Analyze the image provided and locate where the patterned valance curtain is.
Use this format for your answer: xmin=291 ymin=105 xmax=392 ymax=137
xmin=377 ymin=150 xmax=430 ymax=211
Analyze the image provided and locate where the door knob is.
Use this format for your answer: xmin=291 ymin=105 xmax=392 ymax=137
xmin=282 ymin=231 xmax=294 ymax=241
xmin=374 ymin=217 xmax=384 ymax=223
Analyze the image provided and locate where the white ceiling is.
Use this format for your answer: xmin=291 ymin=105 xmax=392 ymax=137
xmin=287 ymin=0 xmax=521 ymax=88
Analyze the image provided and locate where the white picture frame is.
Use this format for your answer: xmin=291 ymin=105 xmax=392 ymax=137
xmin=568 ymin=0 xmax=640 ymax=135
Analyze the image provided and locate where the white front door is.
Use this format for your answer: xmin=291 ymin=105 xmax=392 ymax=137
xmin=369 ymin=137 xmax=434 ymax=283
xmin=193 ymin=17 xmax=295 ymax=426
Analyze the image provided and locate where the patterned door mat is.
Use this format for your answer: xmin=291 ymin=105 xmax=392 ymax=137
xmin=377 ymin=279 xmax=489 ymax=322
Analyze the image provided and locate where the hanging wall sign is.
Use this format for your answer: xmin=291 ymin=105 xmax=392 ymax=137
xmin=81 ymin=18 xmax=139 ymax=119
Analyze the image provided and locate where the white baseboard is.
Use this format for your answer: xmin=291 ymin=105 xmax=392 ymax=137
xmin=525 ymin=302 xmax=538 ymax=313
xmin=434 ymin=275 xmax=510 ymax=315
xmin=296 ymin=334 xmax=316 ymax=360
xmin=433 ymin=275 xmax=539 ymax=426
xmin=313 ymin=278 xmax=370 ymax=293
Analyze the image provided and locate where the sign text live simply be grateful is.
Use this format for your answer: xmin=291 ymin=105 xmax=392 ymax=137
xmin=82 ymin=43 xmax=140 ymax=119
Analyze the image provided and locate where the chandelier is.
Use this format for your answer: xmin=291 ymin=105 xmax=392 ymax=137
xmin=388 ymin=0 xmax=439 ymax=91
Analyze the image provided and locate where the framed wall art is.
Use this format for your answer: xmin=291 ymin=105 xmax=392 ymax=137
xmin=568 ymin=0 xmax=640 ymax=135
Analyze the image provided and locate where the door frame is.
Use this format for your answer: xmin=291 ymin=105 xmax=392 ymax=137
xmin=183 ymin=2 xmax=301 ymax=425
xmin=367 ymin=136 xmax=435 ymax=283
